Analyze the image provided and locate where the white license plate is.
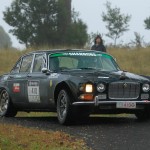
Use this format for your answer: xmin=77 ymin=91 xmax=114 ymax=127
xmin=116 ymin=102 xmax=136 ymax=109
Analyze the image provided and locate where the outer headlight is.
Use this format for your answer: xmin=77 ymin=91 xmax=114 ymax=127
xmin=97 ymin=83 xmax=106 ymax=92
xmin=85 ymin=84 xmax=93 ymax=93
xmin=142 ymin=84 xmax=150 ymax=92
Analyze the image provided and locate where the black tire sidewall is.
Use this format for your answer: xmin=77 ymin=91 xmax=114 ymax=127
xmin=0 ymin=89 xmax=10 ymax=117
xmin=0 ymin=89 xmax=17 ymax=117
xmin=57 ymin=89 xmax=71 ymax=125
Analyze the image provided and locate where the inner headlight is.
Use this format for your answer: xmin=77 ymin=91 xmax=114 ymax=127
xmin=142 ymin=84 xmax=150 ymax=92
xmin=97 ymin=83 xmax=106 ymax=92
xmin=85 ymin=84 xmax=93 ymax=93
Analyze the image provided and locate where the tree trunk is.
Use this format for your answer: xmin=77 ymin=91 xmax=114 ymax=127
xmin=57 ymin=0 xmax=72 ymax=44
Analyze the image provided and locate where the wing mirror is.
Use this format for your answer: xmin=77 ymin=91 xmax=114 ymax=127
xmin=42 ymin=68 xmax=50 ymax=74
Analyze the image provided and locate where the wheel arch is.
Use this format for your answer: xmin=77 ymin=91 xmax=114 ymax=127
xmin=0 ymin=87 xmax=13 ymax=102
xmin=54 ymin=81 xmax=75 ymax=106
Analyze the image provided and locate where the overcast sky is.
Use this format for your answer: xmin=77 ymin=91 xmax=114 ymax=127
xmin=0 ymin=0 xmax=150 ymax=48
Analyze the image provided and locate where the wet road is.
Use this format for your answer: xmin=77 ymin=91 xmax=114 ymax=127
xmin=0 ymin=115 xmax=150 ymax=150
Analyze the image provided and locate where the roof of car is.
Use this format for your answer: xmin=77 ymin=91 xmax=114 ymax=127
xmin=20 ymin=49 xmax=115 ymax=60
xmin=26 ymin=49 xmax=107 ymax=55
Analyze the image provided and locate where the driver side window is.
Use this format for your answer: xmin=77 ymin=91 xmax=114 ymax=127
xmin=32 ymin=54 xmax=47 ymax=72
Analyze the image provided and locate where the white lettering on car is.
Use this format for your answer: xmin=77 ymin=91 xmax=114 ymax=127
xmin=64 ymin=52 xmax=97 ymax=56
xmin=27 ymin=81 xmax=40 ymax=103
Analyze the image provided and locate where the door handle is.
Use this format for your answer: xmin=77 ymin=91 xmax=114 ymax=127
xmin=9 ymin=76 xmax=14 ymax=79
xmin=27 ymin=75 xmax=32 ymax=78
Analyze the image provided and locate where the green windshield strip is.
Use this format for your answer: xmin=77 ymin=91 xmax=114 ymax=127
xmin=101 ymin=54 xmax=112 ymax=59
xmin=50 ymin=53 xmax=64 ymax=57
xmin=51 ymin=52 xmax=112 ymax=59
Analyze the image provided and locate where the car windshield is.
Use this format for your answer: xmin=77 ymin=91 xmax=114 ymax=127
xmin=49 ymin=52 xmax=120 ymax=72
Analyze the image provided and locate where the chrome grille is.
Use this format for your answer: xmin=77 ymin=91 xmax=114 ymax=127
xmin=109 ymin=82 xmax=140 ymax=99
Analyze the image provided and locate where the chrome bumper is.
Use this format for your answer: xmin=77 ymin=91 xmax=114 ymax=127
xmin=72 ymin=96 xmax=150 ymax=106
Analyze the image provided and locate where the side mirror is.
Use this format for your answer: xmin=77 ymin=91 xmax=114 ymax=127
xmin=42 ymin=68 xmax=50 ymax=74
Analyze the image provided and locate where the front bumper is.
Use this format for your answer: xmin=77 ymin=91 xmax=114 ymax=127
xmin=72 ymin=96 xmax=150 ymax=107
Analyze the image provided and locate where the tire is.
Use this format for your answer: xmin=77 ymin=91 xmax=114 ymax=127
xmin=135 ymin=109 xmax=150 ymax=121
xmin=0 ymin=89 xmax=17 ymax=117
xmin=57 ymin=89 xmax=73 ymax=125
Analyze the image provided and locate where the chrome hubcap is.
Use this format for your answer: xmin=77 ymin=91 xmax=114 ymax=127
xmin=59 ymin=92 xmax=67 ymax=119
xmin=0 ymin=90 xmax=9 ymax=114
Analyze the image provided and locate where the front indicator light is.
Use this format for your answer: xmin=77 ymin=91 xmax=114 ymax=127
xmin=79 ymin=94 xmax=94 ymax=101
xmin=85 ymin=84 xmax=93 ymax=93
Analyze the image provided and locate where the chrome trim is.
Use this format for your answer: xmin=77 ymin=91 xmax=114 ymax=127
xmin=72 ymin=100 xmax=150 ymax=106
xmin=108 ymin=82 xmax=140 ymax=100
xmin=109 ymin=97 xmax=139 ymax=100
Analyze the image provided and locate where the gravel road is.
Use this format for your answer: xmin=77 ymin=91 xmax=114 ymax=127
xmin=1 ymin=115 xmax=150 ymax=150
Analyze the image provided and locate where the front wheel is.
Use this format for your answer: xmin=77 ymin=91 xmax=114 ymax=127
xmin=57 ymin=89 xmax=73 ymax=125
xmin=0 ymin=89 xmax=17 ymax=117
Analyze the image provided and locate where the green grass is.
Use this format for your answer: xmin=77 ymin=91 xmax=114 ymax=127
xmin=108 ymin=47 xmax=150 ymax=75
xmin=16 ymin=112 xmax=56 ymax=117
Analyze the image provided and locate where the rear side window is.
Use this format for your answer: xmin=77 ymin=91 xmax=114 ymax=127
xmin=20 ymin=55 xmax=33 ymax=73
xmin=32 ymin=54 xmax=47 ymax=72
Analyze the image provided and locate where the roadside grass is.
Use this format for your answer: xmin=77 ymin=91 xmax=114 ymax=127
xmin=16 ymin=112 xmax=57 ymax=117
xmin=0 ymin=50 xmax=22 ymax=75
xmin=0 ymin=123 xmax=88 ymax=150
xmin=16 ymin=112 xmax=131 ymax=118
xmin=108 ymin=47 xmax=150 ymax=75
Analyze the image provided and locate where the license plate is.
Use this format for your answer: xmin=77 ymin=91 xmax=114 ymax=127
xmin=116 ymin=102 xmax=136 ymax=109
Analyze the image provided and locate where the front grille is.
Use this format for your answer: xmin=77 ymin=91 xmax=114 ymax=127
xmin=109 ymin=82 xmax=140 ymax=99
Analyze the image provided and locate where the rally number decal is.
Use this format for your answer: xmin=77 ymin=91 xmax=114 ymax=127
xmin=27 ymin=81 xmax=40 ymax=103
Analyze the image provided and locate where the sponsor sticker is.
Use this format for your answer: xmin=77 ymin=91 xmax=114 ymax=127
xmin=51 ymin=52 xmax=97 ymax=57
xmin=27 ymin=81 xmax=40 ymax=103
xmin=13 ymin=83 xmax=20 ymax=93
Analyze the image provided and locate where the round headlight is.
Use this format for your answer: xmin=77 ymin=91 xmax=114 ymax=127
xmin=142 ymin=84 xmax=150 ymax=92
xmin=97 ymin=83 xmax=106 ymax=92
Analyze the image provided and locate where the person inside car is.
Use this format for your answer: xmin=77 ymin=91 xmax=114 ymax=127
xmin=49 ymin=57 xmax=60 ymax=71
xmin=91 ymin=35 xmax=106 ymax=52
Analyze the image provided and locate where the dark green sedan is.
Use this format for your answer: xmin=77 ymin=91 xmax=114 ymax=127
xmin=0 ymin=49 xmax=150 ymax=125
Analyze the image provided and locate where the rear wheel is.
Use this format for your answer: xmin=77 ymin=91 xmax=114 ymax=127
xmin=0 ymin=89 xmax=17 ymax=117
xmin=57 ymin=89 xmax=74 ymax=125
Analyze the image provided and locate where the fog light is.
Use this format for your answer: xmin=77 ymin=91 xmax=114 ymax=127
xmin=141 ymin=94 xmax=149 ymax=99
xmin=97 ymin=94 xmax=107 ymax=99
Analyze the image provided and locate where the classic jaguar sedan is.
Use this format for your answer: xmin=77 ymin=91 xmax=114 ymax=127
xmin=0 ymin=49 xmax=150 ymax=125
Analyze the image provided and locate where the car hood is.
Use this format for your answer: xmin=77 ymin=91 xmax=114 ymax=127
xmin=62 ymin=70 xmax=149 ymax=82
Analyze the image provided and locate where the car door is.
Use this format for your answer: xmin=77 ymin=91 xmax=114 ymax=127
xmin=8 ymin=54 xmax=34 ymax=104
xmin=26 ymin=53 xmax=51 ymax=108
